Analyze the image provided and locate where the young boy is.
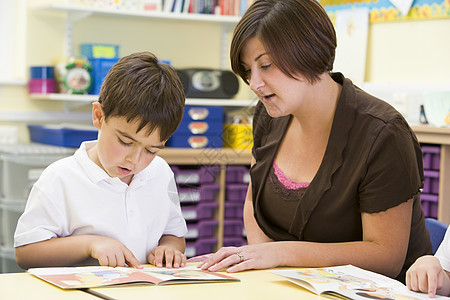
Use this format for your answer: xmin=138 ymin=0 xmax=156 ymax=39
xmin=406 ymin=228 xmax=450 ymax=297
xmin=14 ymin=52 xmax=187 ymax=270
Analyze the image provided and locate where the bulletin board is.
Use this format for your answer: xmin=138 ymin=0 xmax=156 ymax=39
xmin=321 ymin=0 xmax=450 ymax=23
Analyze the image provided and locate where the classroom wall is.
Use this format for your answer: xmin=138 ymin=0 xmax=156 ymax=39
xmin=1 ymin=0 xmax=449 ymax=142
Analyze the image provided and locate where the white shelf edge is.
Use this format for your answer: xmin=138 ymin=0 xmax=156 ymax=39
xmin=32 ymin=2 xmax=241 ymax=23
xmin=0 ymin=111 xmax=92 ymax=122
xmin=0 ymin=79 xmax=27 ymax=86
xmin=29 ymin=93 xmax=257 ymax=106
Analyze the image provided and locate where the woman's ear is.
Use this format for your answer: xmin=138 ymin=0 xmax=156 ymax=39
xmin=92 ymin=102 xmax=104 ymax=129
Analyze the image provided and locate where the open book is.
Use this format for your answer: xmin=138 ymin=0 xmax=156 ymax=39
xmin=28 ymin=265 xmax=239 ymax=289
xmin=271 ymin=265 xmax=449 ymax=300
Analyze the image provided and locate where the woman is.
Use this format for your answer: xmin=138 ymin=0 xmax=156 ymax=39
xmin=198 ymin=0 xmax=431 ymax=283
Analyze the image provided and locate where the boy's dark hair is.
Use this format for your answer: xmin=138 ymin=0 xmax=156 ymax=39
xmin=98 ymin=51 xmax=185 ymax=142
xmin=230 ymin=0 xmax=337 ymax=84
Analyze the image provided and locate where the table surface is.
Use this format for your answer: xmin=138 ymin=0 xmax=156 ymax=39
xmin=0 ymin=265 xmax=323 ymax=300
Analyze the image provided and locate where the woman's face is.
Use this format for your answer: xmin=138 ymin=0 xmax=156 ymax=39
xmin=241 ymin=37 xmax=312 ymax=118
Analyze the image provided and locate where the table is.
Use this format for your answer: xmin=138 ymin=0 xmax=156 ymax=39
xmin=0 ymin=266 xmax=323 ymax=300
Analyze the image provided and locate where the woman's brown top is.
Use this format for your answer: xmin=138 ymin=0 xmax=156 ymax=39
xmin=250 ymin=72 xmax=432 ymax=283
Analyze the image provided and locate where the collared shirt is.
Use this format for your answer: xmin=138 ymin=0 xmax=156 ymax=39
xmin=14 ymin=141 xmax=187 ymax=264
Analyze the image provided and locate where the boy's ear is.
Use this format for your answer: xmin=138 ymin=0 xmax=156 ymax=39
xmin=92 ymin=102 xmax=104 ymax=129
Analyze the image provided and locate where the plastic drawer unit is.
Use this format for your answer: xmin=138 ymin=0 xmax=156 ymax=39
xmin=225 ymin=183 xmax=248 ymax=202
xmin=226 ymin=165 xmax=250 ymax=184
xmin=178 ymin=184 xmax=220 ymax=204
xmin=0 ymin=199 xmax=26 ymax=248
xmin=0 ymin=144 xmax=74 ymax=201
xmin=185 ymin=220 xmax=219 ymax=240
xmin=422 ymin=145 xmax=441 ymax=171
xmin=185 ymin=238 xmax=217 ymax=258
xmin=421 ymin=194 xmax=438 ymax=219
xmin=167 ymin=106 xmax=224 ymax=148
xmin=181 ymin=202 xmax=219 ymax=222
xmin=423 ymin=170 xmax=440 ymax=195
xmin=225 ymin=202 xmax=244 ymax=219
xmin=171 ymin=165 xmax=220 ymax=185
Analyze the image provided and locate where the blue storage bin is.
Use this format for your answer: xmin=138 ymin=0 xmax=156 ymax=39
xmin=175 ymin=120 xmax=223 ymax=135
xmin=166 ymin=135 xmax=223 ymax=148
xmin=89 ymin=58 xmax=120 ymax=95
xmin=183 ymin=106 xmax=223 ymax=121
xmin=28 ymin=124 xmax=98 ymax=148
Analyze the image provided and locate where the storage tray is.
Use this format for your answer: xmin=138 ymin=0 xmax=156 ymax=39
xmin=185 ymin=220 xmax=218 ymax=239
xmin=28 ymin=124 xmax=98 ymax=148
xmin=185 ymin=238 xmax=217 ymax=258
xmin=178 ymin=183 xmax=220 ymax=204
xmin=181 ymin=202 xmax=218 ymax=221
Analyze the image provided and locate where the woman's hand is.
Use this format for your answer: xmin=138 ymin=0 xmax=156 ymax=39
xmin=197 ymin=243 xmax=283 ymax=273
xmin=406 ymin=255 xmax=450 ymax=297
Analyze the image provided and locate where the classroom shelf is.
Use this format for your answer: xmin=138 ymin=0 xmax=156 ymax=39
xmin=29 ymin=93 xmax=257 ymax=107
xmin=32 ymin=2 xmax=241 ymax=24
xmin=412 ymin=125 xmax=450 ymax=224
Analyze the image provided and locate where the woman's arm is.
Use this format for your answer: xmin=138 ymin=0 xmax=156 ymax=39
xmin=201 ymin=198 xmax=413 ymax=278
xmin=244 ymin=156 xmax=272 ymax=244
xmin=15 ymin=235 xmax=142 ymax=269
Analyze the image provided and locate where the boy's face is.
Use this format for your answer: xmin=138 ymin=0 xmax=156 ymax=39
xmin=90 ymin=102 xmax=165 ymax=185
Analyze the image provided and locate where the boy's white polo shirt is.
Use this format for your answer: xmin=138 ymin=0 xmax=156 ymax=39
xmin=436 ymin=227 xmax=450 ymax=271
xmin=14 ymin=141 xmax=187 ymax=264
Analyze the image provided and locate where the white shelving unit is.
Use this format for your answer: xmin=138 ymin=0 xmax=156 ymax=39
xmin=31 ymin=2 xmax=240 ymax=67
xmin=29 ymin=93 xmax=256 ymax=108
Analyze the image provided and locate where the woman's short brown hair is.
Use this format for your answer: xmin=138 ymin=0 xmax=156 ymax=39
xmin=230 ymin=0 xmax=337 ymax=84
xmin=98 ymin=51 xmax=185 ymax=142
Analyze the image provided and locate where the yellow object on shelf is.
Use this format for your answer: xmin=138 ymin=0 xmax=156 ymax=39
xmin=223 ymin=124 xmax=253 ymax=150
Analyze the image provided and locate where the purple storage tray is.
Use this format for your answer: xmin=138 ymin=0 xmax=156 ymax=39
xmin=225 ymin=202 xmax=244 ymax=219
xmin=224 ymin=219 xmax=244 ymax=237
xmin=171 ymin=165 xmax=220 ymax=185
xmin=422 ymin=146 xmax=441 ymax=170
xmin=186 ymin=220 xmax=218 ymax=239
xmin=178 ymin=183 xmax=220 ymax=204
xmin=223 ymin=237 xmax=247 ymax=247
xmin=226 ymin=183 xmax=248 ymax=202
xmin=181 ymin=202 xmax=218 ymax=221
xmin=226 ymin=165 xmax=250 ymax=184
xmin=185 ymin=238 xmax=217 ymax=257
xmin=423 ymin=170 xmax=440 ymax=194
xmin=421 ymin=193 xmax=439 ymax=219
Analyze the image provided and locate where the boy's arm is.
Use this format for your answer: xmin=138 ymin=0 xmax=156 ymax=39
xmin=15 ymin=235 xmax=142 ymax=269
xmin=148 ymin=235 xmax=186 ymax=268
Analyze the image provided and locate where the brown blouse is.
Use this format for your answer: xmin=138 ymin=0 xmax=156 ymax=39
xmin=250 ymin=72 xmax=432 ymax=283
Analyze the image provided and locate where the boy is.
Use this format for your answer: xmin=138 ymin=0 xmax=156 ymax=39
xmin=406 ymin=227 xmax=450 ymax=297
xmin=14 ymin=52 xmax=187 ymax=270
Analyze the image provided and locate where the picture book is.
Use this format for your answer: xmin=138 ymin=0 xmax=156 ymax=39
xmin=28 ymin=265 xmax=239 ymax=289
xmin=271 ymin=265 xmax=450 ymax=300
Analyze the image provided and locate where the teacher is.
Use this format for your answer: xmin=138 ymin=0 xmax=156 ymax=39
xmin=198 ymin=0 xmax=432 ymax=283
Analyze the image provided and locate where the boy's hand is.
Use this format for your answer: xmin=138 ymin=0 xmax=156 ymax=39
xmin=88 ymin=236 xmax=142 ymax=269
xmin=148 ymin=245 xmax=186 ymax=268
xmin=406 ymin=255 xmax=449 ymax=297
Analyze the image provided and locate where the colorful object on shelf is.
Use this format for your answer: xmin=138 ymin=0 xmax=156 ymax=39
xmin=81 ymin=43 xmax=120 ymax=59
xmin=64 ymin=61 xmax=92 ymax=94
xmin=28 ymin=66 xmax=57 ymax=94
xmin=88 ymin=58 xmax=120 ymax=95
xmin=167 ymin=106 xmax=224 ymax=148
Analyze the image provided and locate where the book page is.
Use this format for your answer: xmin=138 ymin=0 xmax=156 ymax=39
xmin=29 ymin=265 xmax=239 ymax=289
xmin=271 ymin=265 xmax=449 ymax=300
